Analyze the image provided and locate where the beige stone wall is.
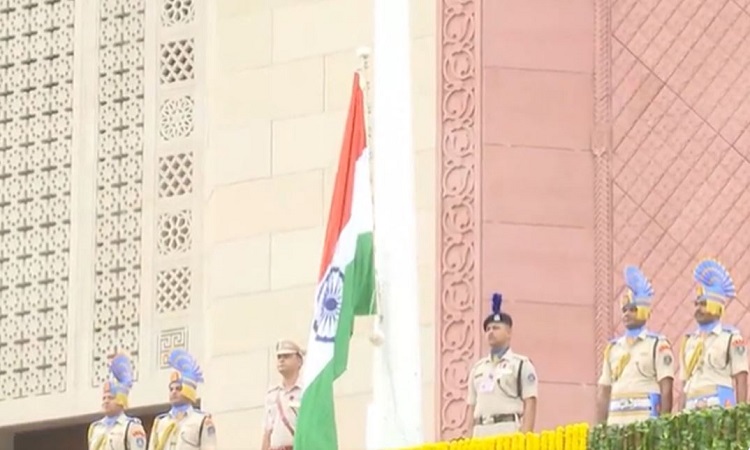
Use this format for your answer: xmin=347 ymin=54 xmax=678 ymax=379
xmin=202 ymin=1 xmax=436 ymax=448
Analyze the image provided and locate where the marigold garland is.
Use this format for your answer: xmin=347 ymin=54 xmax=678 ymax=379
xmin=399 ymin=423 xmax=589 ymax=450
xmin=399 ymin=404 xmax=750 ymax=450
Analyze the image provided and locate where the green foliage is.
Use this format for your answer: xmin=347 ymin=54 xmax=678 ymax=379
xmin=588 ymin=404 xmax=750 ymax=450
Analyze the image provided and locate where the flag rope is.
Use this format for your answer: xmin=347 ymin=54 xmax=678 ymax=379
xmin=355 ymin=48 xmax=384 ymax=340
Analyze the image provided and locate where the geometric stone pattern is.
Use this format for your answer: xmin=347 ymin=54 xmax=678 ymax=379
xmin=153 ymin=0 xmax=198 ymax=359
xmin=158 ymin=152 xmax=194 ymax=198
xmin=157 ymin=327 xmax=188 ymax=369
xmin=610 ymin=0 xmax=750 ymax=349
xmin=92 ymin=0 xmax=146 ymax=385
xmin=436 ymin=0 xmax=483 ymax=441
xmin=155 ymin=266 xmax=191 ymax=313
xmin=161 ymin=0 xmax=194 ymax=27
xmin=157 ymin=210 xmax=192 ymax=256
xmin=0 ymin=0 xmax=74 ymax=399
xmin=159 ymin=39 xmax=194 ymax=84
xmin=159 ymin=95 xmax=195 ymax=141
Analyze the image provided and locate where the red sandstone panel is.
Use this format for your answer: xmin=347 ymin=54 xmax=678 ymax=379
xmin=482 ymin=223 xmax=594 ymax=308
xmin=536 ymin=382 xmax=597 ymax=430
xmin=483 ymin=68 xmax=593 ymax=149
xmin=480 ymin=36 xmax=597 ymax=428
xmin=483 ymin=145 xmax=594 ymax=228
xmin=609 ymin=0 xmax=750 ymax=349
xmin=500 ymin=300 xmax=597 ymax=386
xmin=483 ymin=0 xmax=593 ymax=73
xmin=436 ymin=0 xmax=602 ymax=440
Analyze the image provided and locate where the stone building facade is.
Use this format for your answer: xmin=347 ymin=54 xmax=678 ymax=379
xmin=3 ymin=0 xmax=750 ymax=448
xmin=0 ymin=0 xmax=435 ymax=448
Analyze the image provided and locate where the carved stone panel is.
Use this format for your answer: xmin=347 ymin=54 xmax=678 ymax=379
xmin=92 ymin=0 xmax=146 ymax=385
xmin=436 ymin=0 xmax=482 ymax=441
xmin=0 ymin=0 xmax=74 ymax=399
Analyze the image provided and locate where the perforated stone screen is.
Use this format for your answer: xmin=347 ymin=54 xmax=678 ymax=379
xmin=0 ymin=0 xmax=75 ymax=400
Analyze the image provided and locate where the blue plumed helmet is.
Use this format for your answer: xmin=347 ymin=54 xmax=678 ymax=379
xmin=483 ymin=292 xmax=512 ymax=330
xmin=621 ymin=265 xmax=654 ymax=321
xmin=694 ymin=258 xmax=735 ymax=316
xmin=103 ymin=353 xmax=134 ymax=407
xmin=622 ymin=265 xmax=654 ymax=306
xmin=168 ymin=348 xmax=204 ymax=404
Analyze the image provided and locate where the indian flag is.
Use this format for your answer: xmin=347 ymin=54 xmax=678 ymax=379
xmin=293 ymin=72 xmax=376 ymax=450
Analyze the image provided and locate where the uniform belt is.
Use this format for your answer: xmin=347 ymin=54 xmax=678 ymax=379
xmin=474 ymin=413 xmax=519 ymax=425
xmin=609 ymin=396 xmax=652 ymax=413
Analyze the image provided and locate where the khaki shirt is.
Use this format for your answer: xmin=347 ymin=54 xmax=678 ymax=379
xmin=88 ymin=414 xmax=147 ymax=450
xmin=468 ymin=349 xmax=538 ymax=418
xmin=263 ymin=383 xmax=302 ymax=448
xmin=147 ymin=408 xmax=216 ymax=450
xmin=680 ymin=323 xmax=748 ymax=408
xmin=598 ymin=331 xmax=675 ymax=425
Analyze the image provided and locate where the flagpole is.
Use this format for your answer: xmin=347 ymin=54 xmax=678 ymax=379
xmin=357 ymin=45 xmax=387 ymax=450
xmin=357 ymin=46 xmax=391 ymax=450
xmin=367 ymin=0 xmax=424 ymax=447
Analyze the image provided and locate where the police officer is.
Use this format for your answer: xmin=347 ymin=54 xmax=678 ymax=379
xmin=148 ymin=349 xmax=216 ymax=450
xmin=680 ymin=259 xmax=748 ymax=410
xmin=468 ymin=293 xmax=538 ymax=437
xmin=88 ymin=353 xmax=147 ymax=450
xmin=596 ymin=266 xmax=675 ymax=425
xmin=262 ymin=340 xmax=304 ymax=450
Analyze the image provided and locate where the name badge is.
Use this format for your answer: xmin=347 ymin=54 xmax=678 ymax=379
xmin=478 ymin=375 xmax=494 ymax=393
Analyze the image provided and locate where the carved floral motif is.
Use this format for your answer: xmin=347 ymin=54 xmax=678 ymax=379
xmin=437 ymin=0 xmax=482 ymax=440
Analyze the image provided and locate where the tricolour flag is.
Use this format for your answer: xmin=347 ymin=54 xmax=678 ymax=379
xmin=293 ymin=72 xmax=376 ymax=450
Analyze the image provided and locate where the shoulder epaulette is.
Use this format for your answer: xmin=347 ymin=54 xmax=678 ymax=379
xmin=722 ymin=325 xmax=739 ymax=334
xmin=645 ymin=331 xmax=664 ymax=339
xmin=126 ymin=416 xmax=142 ymax=424
xmin=156 ymin=412 xmax=169 ymax=420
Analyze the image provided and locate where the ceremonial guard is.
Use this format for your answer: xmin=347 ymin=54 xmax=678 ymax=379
xmin=468 ymin=293 xmax=538 ymax=437
xmin=262 ymin=340 xmax=305 ymax=450
xmin=680 ymin=259 xmax=748 ymax=410
xmin=148 ymin=349 xmax=217 ymax=450
xmin=596 ymin=266 xmax=675 ymax=425
xmin=88 ymin=354 xmax=147 ymax=450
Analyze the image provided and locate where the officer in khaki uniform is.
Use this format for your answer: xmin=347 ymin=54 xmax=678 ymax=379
xmin=148 ymin=349 xmax=216 ymax=450
xmin=468 ymin=293 xmax=538 ymax=437
xmin=262 ymin=340 xmax=305 ymax=450
xmin=680 ymin=259 xmax=748 ymax=410
xmin=596 ymin=266 xmax=675 ymax=426
xmin=88 ymin=353 xmax=147 ymax=450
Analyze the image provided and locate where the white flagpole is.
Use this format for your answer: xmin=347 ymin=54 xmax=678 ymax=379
xmin=365 ymin=0 xmax=424 ymax=447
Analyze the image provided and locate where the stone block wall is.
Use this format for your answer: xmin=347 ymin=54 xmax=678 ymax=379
xmin=202 ymin=1 xmax=437 ymax=448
